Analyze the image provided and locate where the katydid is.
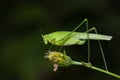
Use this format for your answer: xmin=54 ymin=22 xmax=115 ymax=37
xmin=42 ymin=19 xmax=112 ymax=46
xmin=42 ymin=18 xmax=112 ymax=71
xmin=42 ymin=31 xmax=112 ymax=46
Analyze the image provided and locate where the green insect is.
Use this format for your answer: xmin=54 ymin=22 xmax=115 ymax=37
xmin=42 ymin=19 xmax=112 ymax=46
xmin=42 ymin=31 xmax=112 ymax=46
xmin=42 ymin=18 xmax=112 ymax=71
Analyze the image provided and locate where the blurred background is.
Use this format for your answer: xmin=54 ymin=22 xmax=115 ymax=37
xmin=0 ymin=0 xmax=120 ymax=80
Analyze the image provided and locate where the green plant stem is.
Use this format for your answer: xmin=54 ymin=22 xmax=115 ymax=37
xmin=72 ymin=61 xmax=120 ymax=79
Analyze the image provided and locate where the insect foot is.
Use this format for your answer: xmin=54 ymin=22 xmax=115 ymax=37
xmin=81 ymin=61 xmax=92 ymax=68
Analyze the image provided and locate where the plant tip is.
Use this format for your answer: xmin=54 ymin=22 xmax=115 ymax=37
xmin=44 ymin=51 xmax=73 ymax=71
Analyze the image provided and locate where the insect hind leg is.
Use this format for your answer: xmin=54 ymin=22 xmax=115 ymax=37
xmin=85 ymin=27 xmax=108 ymax=71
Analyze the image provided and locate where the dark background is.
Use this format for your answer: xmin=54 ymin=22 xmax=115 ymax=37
xmin=0 ymin=0 xmax=120 ymax=80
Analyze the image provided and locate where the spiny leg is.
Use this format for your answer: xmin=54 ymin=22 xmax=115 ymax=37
xmin=58 ymin=18 xmax=91 ymax=64
xmin=85 ymin=27 xmax=108 ymax=71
